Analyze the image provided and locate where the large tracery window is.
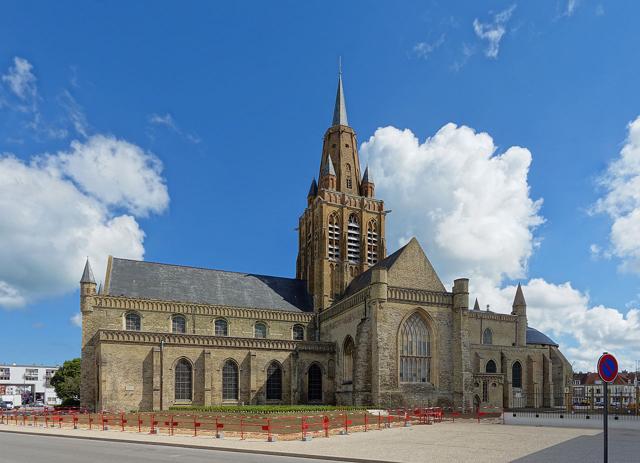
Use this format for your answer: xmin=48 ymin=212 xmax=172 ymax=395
xmin=125 ymin=312 xmax=141 ymax=331
xmin=347 ymin=214 xmax=361 ymax=263
xmin=328 ymin=213 xmax=341 ymax=261
xmin=399 ymin=313 xmax=431 ymax=383
xmin=366 ymin=220 xmax=378 ymax=265
xmin=222 ymin=360 xmax=239 ymax=401
xmin=512 ymin=361 xmax=522 ymax=389
xmin=266 ymin=362 xmax=282 ymax=401
xmin=172 ymin=315 xmax=186 ymax=334
xmin=342 ymin=336 xmax=354 ymax=384
xmin=174 ymin=359 xmax=192 ymax=401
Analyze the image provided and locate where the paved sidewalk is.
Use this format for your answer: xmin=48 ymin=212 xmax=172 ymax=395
xmin=0 ymin=421 xmax=604 ymax=462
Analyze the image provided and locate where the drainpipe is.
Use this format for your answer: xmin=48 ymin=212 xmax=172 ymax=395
xmin=160 ymin=339 xmax=165 ymax=410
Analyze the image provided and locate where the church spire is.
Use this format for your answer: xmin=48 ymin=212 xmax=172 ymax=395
xmin=80 ymin=258 xmax=96 ymax=284
xmin=331 ymin=62 xmax=348 ymax=127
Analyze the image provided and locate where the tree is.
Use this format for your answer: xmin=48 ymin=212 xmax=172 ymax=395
xmin=50 ymin=358 xmax=81 ymax=406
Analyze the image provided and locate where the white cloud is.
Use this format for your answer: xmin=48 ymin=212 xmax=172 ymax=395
xmin=413 ymin=34 xmax=446 ymax=60
xmin=71 ymin=313 xmax=82 ymax=327
xmin=564 ymin=0 xmax=580 ymax=17
xmin=361 ymin=122 xmax=639 ymax=372
xmin=58 ymin=90 xmax=88 ymax=137
xmin=592 ymin=116 xmax=640 ymax=274
xmin=149 ymin=112 xmax=201 ymax=144
xmin=473 ymin=5 xmax=516 ymax=59
xmin=361 ymin=123 xmax=543 ymax=287
xmin=0 ymin=135 xmax=169 ymax=309
xmin=2 ymin=57 xmax=37 ymax=100
xmin=43 ymin=135 xmax=169 ymax=217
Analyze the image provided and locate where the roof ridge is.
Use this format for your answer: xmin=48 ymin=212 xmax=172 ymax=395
xmin=110 ymin=257 xmax=303 ymax=282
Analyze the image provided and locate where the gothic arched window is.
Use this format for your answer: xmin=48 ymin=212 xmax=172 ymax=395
xmin=125 ymin=312 xmax=141 ymax=331
xmin=347 ymin=214 xmax=361 ymax=263
xmin=366 ymin=219 xmax=378 ymax=265
xmin=222 ymin=360 xmax=239 ymax=401
xmin=482 ymin=328 xmax=493 ymax=345
xmin=399 ymin=313 xmax=431 ymax=383
xmin=172 ymin=315 xmax=186 ymax=334
xmin=486 ymin=359 xmax=497 ymax=373
xmin=255 ymin=322 xmax=267 ymax=339
xmin=174 ymin=359 xmax=192 ymax=401
xmin=293 ymin=324 xmax=305 ymax=341
xmin=512 ymin=361 xmax=522 ymax=389
xmin=266 ymin=362 xmax=282 ymax=401
xmin=343 ymin=336 xmax=354 ymax=384
xmin=345 ymin=163 xmax=353 ymax=189
xmin=214 ymin=318 xmax=228 ymax=336
xmin=328 ymin=213 xmax=340 ymax=261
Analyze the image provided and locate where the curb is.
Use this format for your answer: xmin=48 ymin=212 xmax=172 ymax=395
xmin=0 ymin=428 xmax=397 ymax=463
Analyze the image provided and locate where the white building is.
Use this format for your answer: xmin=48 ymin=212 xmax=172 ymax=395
xmin=0 ymin=364 xmax=61 ymax=407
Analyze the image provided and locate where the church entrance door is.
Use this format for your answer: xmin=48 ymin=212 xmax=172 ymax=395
xmin=307 ymin=364 xmax=322 ymax=402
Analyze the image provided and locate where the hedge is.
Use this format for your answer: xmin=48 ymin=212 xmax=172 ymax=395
xmin=168 ymin=405 xmax=371 ymax=414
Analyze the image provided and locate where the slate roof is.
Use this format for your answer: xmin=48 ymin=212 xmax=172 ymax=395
xmin=80 ymin=259 xmax=96 ymax=284
xmin=526 ymin=326 xmax=558 ymax=347
xmin=105 ymin=257 xmax=313 ymax=312
xmin=332 ymin=73 xmax=348 ymax=126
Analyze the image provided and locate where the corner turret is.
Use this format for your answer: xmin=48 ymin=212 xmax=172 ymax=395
xmin=511 ymin=283 xmax=528 ymax=346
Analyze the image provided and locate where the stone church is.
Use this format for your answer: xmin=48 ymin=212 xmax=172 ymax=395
xmin=80 ymin=73 xmax=572 ymax=412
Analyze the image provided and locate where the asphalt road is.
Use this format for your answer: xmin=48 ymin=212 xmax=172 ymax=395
xmin=0 ymin=433 xmax=339 ymax=463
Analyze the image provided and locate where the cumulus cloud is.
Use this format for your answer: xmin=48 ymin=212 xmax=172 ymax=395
xmin=361 ymin=122 xmax=639 ymax=372
xmin=361 ymin=123 xmax=543 ymax=287
xmin=592 ymin=116 xmax=640 ymax=274
xmin=0 ymin=135 xmax=169 ymax=309
xmin=473 ymin=5 xmax=516 ymax=59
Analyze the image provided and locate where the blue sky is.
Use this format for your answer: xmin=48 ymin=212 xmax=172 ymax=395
xmin=1 ymin=1 xmax=639 ymax=372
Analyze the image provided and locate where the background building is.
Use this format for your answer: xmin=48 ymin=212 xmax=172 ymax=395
xmin=0 ymin=364 xmax=61 ymax=406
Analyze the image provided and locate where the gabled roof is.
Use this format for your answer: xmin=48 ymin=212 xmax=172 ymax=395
xmin=526 ymin=326 xmax=558 ymax=347
xmin=583 ymin=372 xmax=629 ymax=386
xmin=342 ymin=238 xmax=445 ymax=298
xmin=105 ymin=257 xmax=313 ymax=312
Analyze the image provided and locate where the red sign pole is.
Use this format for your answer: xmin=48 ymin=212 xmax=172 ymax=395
xmin=597 ymin=352 xmax=619 ymax=463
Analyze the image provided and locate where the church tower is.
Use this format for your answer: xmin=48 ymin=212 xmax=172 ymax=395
xmin=296 ymin=70 xmax=387 ymax=311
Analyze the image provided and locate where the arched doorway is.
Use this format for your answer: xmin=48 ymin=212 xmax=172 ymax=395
xmin=266 ymin=362 xmax=282 ymax=401
xmin=307 ymin=364 xmax=322 ymax=402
